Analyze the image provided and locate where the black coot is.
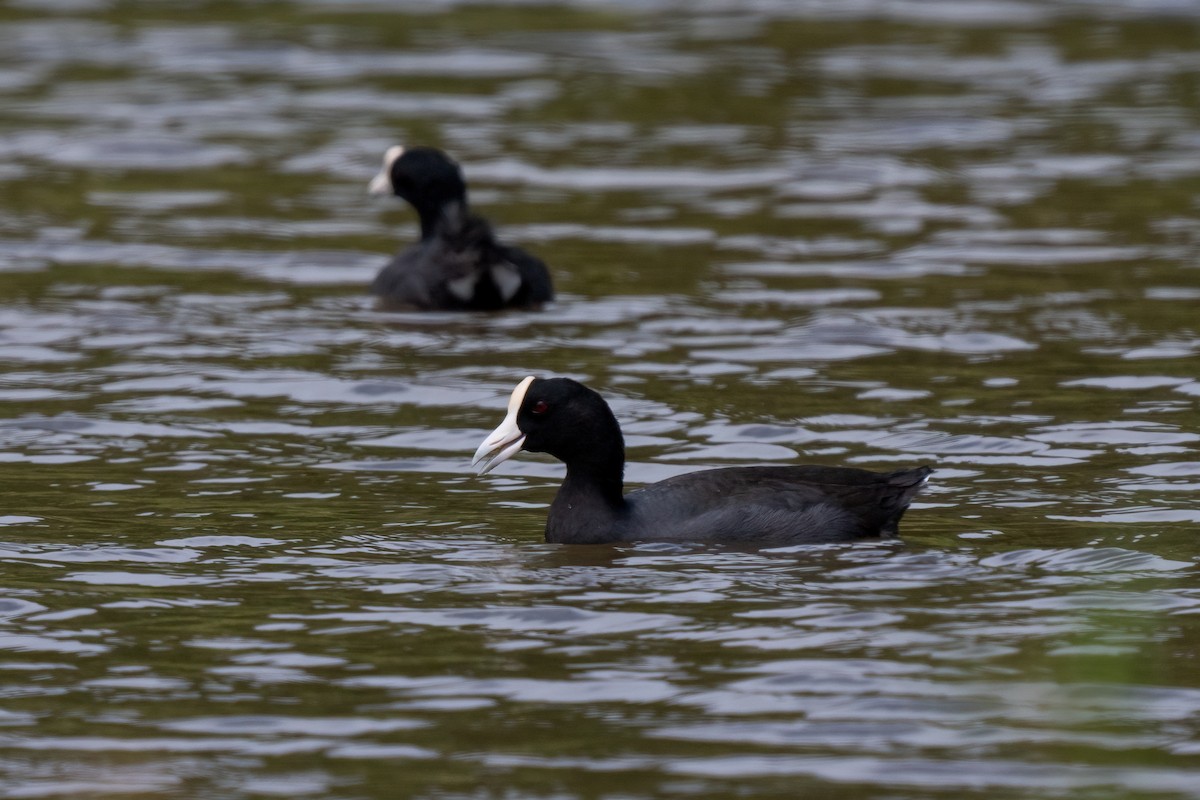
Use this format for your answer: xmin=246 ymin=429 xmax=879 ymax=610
xmin=473 ymin=376 xmax=933 ymax=545
xmin=368 ymin=145 xmax=553 ymax=311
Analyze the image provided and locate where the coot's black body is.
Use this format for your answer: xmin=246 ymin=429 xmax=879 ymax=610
xmin=368 ymin=145 xmax=553 ymax=311
xmin=473 ymin=376 xmax=932 ymax=545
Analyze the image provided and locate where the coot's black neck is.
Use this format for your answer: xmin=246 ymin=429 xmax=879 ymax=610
xmin=417 ymin=198 xmax=470 ymax=240
xmin=565 ymin=458 xmax=625 ymax=505
xmin=544 ymin=423 xmax=627 ymax=544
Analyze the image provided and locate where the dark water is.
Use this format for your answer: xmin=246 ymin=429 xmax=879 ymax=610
xmin=2 ymin=1 xmax=1200 ymax=797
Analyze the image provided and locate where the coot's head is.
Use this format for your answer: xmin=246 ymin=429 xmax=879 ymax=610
xmin=368 ymin=145 xmax=468 ymax=211
xmin=473 ymin=377 xmax=623 ymax=475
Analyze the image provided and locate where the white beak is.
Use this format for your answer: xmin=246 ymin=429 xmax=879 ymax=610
xmin=472 ymin=376 xmax=535 ymax=475
xmin=368 ymin=171 xmax=391 ymax=195
xmin=368 ymin=145 xmax=405 ymax=196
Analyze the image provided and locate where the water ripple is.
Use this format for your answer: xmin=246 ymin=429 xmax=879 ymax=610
xmin=3 ymin=3 xmax=1200 ymax=798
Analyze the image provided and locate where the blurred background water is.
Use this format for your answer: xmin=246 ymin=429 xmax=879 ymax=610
xmin=1 ymin=0 xmax=1200 ymax=797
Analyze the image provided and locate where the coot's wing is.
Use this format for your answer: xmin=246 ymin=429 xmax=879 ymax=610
xmin=624 ymin=465 xmax=931 ymax=544
xmin=371 ymin=245 xmax=438 ymax=309
xmin=786 ymin=465 xmax=932 ymax=537
xmin=372 ymin=212 xmax=494 ymax=310
xmin=500 ymin=245 xmax=554 ymax=306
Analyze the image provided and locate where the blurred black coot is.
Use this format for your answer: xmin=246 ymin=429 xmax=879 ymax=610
xmin=367 ymin=145 xmax=554 ymax=311
xmin=473 ymin=377 xmax=933 ymax=545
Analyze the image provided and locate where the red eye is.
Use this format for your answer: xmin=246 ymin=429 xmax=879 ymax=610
xmin=531 ymin=400 xmax=549 ymax=415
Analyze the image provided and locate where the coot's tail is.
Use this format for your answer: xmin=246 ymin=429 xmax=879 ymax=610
xmin=880 ymin=465 xmax=934 ymax=536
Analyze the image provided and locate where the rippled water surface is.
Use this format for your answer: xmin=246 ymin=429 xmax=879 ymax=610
xmin=2 ymin=1 xmax=1200 ymax=797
